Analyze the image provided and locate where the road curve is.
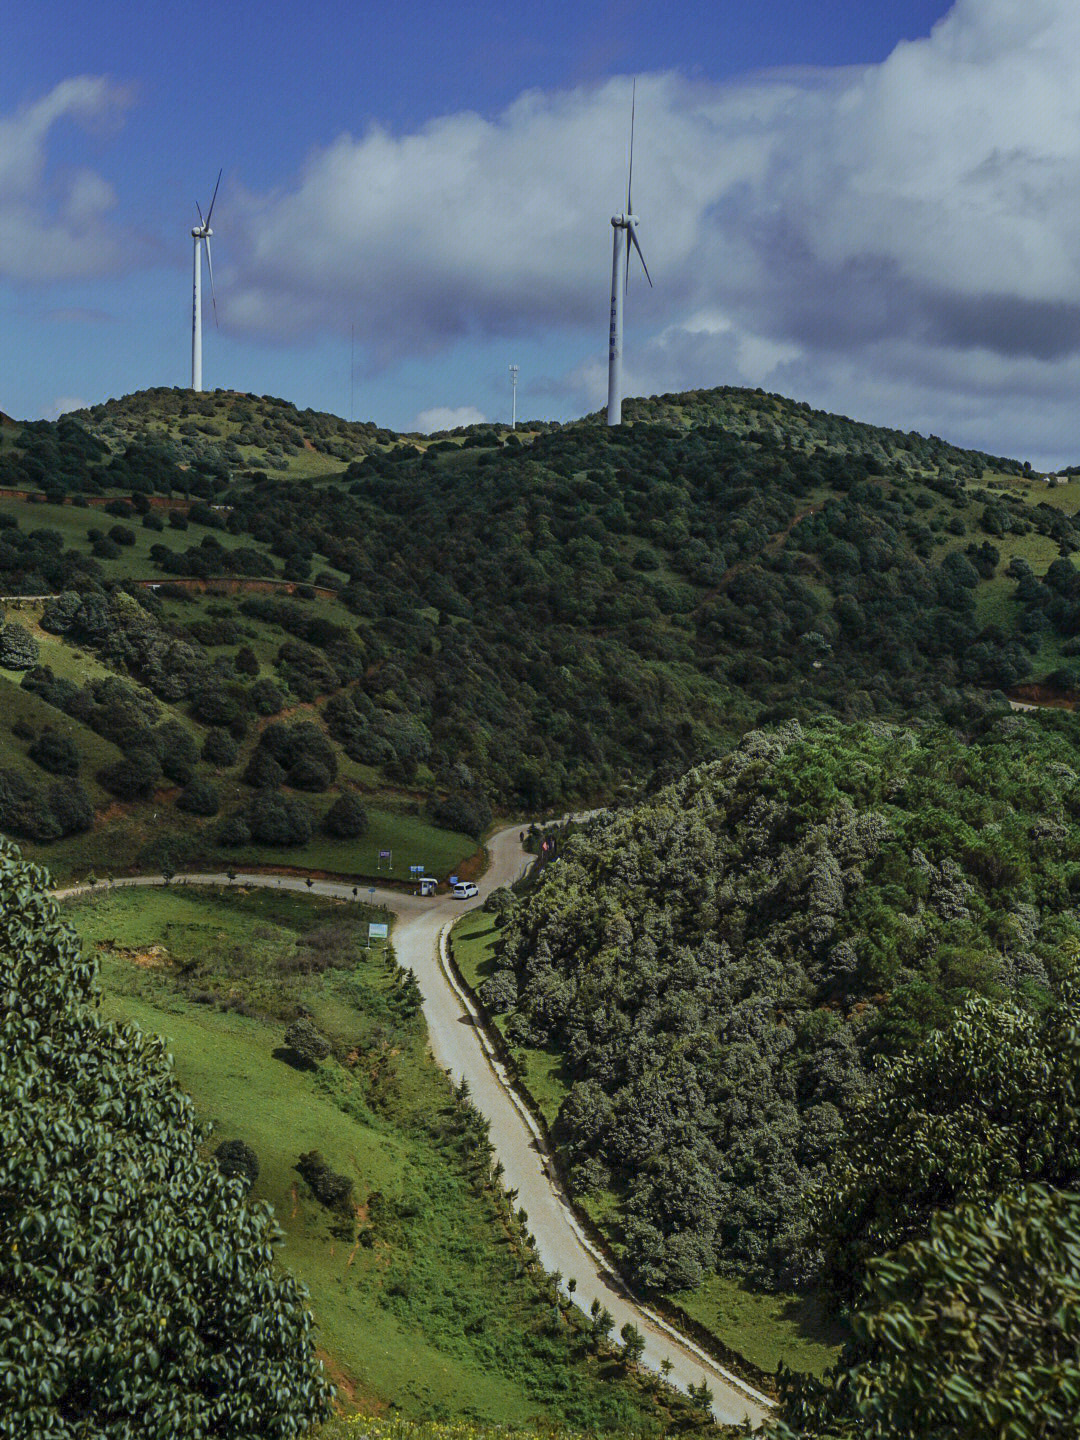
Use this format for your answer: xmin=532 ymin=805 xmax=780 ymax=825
xmin=55 ymin=827 xmax=772 ymax=1428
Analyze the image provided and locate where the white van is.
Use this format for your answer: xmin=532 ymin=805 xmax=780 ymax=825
xmin=452 ymin=881 xmax=478 ymax=899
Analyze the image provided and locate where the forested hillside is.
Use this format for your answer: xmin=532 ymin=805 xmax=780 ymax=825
xmin=478 ymin=714 xmax=1080 ymax=1295
xmin=2 ymin=382 xmax=1079 ymax=874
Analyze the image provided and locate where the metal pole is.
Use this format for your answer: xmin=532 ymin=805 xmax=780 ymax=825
xmin=509 ymin=364 xmax=519 ymax=429
xmin=607 ymin=218 xmax=626 ymax=426
xmin=192 ymin=236 xmax=202 ymax=392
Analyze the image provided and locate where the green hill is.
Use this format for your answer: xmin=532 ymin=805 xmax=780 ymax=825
xmin=3 ymin=382 xmax=1079 ymax=877
xmin=467 ymin=710 xmax=1080 ymax=1359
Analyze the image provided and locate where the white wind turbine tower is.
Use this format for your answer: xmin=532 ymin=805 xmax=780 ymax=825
xmin=607 ymin=82 xmax=652 ymax=426
xmin=190 ymin=169 xmax=221 ymax=392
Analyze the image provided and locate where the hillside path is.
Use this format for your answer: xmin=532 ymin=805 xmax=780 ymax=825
xmin=55 ymin=827 xmax=772 ymax=1428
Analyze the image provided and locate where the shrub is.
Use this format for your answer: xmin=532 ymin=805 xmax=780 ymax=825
xmin=215 ymin=813 xmax=251 ymax=848
xmin=142 ymin=511 xmax=165 ymax=531
xmin=287 ymin=754 xmax=335 ymax=791
xmin=0 ymin=839 xmax=333 ymax=1435
xmin=296 ymin=1150 xmax=353 ymax=1212
xmin=155 ymin=720 xmax=199 ymax=784
xmin=28 ymin=731 xmax=80 ymax=777
xmin=215 ymin=1139 xmax=260 ymax=1193
xmin=108 ymin=524 xmax=136 ymax=547
xmin=235 ymin=645 xmax=259 ymax=676
xmin=0 ymin=769 xmax=61 ymax=841
xmin=177 ymin=777 xmax=220 ymax=816
xmin=323 ymin=792 xmax=368 ymax=838
xmin=100 ymin=748 xmax=162 ymax=800
xmin=431 ymin=791 xmax=492 ymax=839
xmin=202 ymin=727 xmax=239 ymax=767
xmin=190 ymin=680 xmax=241 ymax=727
xmin=47 ymin=778 xmax=94 ymax=836
xmin=243 ymin=750 xmax=287 ymax=789
xmin=283 ymin=1018 xmax=332 ymax=1068
xmin=247 ymin=790 xmax=311 ymax=846
xmin=249 ymin=678 xmax=285 ymax=715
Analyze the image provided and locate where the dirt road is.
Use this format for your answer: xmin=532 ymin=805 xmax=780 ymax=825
xmin=56 ymin=828 xmax=772 ymax=1427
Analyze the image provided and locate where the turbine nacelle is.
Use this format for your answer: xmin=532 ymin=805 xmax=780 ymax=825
xmin=191 ymin=226 xmax=213 ymax=239
xmin=611 ymin=213 xmax=639 ymax=228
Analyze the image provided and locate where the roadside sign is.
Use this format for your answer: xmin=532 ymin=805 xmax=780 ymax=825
xmin=368 ymin=922 xmax=389 ymax=941
xmin=409 ymin=864 xmax=424 ymax=874
xmin=449 ymin=875 xmax=458 ymax=885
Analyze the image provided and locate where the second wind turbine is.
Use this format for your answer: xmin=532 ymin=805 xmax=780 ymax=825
xmin=191 ymin=170 xmax=221 ymax=392
xmin=607 ymin=83 xmax=652 ymax=426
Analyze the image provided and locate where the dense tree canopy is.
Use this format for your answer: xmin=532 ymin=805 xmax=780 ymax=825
xmin=0 ymin=839 xmax=333 ymax=1435
xmin=485 ymin=714 xmax=1080 ymax=1290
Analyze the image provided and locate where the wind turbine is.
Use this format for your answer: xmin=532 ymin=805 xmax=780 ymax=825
xmin=607 ymin=82 xmax=652 ymax=427
xmin=191 ymin=170 xmax=221 ymax=392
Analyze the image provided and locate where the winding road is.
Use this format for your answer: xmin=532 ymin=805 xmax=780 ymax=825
xmin=56 ymin=825 xmax=772 ymax=1428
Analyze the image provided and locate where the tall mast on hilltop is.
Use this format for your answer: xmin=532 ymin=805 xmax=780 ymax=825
xmin=607 ymin=81 xmax=652 ymax=426
xmin=191 ymin=170 xmax=221 ymax=392
xmin=509 ymin=364 xmax=519 ymax=430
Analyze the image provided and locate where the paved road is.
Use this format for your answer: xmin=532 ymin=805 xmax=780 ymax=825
xmin=56 ymin=829 xmax=772 ymax=1427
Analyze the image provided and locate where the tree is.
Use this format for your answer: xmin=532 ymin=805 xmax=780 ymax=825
xmin=323 ymin=791 xmax=368 ymax=838
xmin=0 ymin=839 xmax=332 ymax=1436
xmin=687 ymin=1380 xmax=714 ymax=1412
xmin=770 ymin=1187 xmax=1080 ymax=1440
xmin=620 ymin=1322 xmax=646 ymax=1367
xmin=817 ymin=983 xmax=1080 ymax=1303
xmin=0 ymin=621 xmax=39 ymax=670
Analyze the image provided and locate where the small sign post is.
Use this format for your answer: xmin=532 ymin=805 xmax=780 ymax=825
xmin=378 ymin=849 xmax=392 ymax=871
xmin=368 ymin=922 xmax=389 ymax=944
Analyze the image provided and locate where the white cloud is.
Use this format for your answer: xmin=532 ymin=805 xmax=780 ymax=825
xmin=0 ymin=77 xmax=132 ymax=283
xmin=415 ymin=405 xmax=487 ymax=433
xmin=49 ymin=396 xmax=91 ymax=418
xmin=220 ymin=1 xmax=1080 ymax=460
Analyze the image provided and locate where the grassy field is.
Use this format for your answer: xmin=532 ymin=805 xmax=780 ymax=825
xmin=65 ymin=885 xmax=694 ymax=1432
xmin=22 ymin=800 xmax=476 ymax=885
xmin=449 ymin=909 xmax=844 ymax=1380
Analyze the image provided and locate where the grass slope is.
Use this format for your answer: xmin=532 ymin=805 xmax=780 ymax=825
xmin=67 ymin=885 xmax=698 ymax=1433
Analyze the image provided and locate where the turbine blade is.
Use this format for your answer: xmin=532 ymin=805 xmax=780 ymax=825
xmin=628 ymin=223 xmax=653 ymax=287
xmin=195 ymin=199 xmax=205 ymax=228
xmin=627 ymin=77 xmax=636 ymax=216
xmin=205 ymin=235 xmax=218 ymax=326
xmin=205 ymin=168 xmax=222 ymax=226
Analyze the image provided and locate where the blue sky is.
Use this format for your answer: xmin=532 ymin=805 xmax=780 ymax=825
xmin=6 ymin=1 xmax=1080 ymax=464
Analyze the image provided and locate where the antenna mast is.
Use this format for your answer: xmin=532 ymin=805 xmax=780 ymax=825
xmin=509 ymin=364 xmax=519 ymax=430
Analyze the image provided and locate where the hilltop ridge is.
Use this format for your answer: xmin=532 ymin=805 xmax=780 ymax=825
xmin=2 ymin=379 xmax=1079 ymax=883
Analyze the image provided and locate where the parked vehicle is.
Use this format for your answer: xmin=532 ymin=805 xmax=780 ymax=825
xmin=452 ymin=881 xmax=478 ymax=899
